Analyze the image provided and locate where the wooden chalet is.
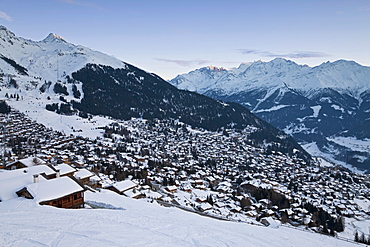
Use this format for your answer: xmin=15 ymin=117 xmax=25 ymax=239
xmin=16 ymin=176 xmax=85 ymax=209
xmin=53 ymin=163 xmax=76 ymax=177
xmin=107 ymin=179 xmax=138 ymax=195
xmin=5 ymin=157 xmax=46 ymax=170
xmin=74 ymin=168 xmax=95 ymax=185
xmin=165 ymin=185 xmax=177 ymax=193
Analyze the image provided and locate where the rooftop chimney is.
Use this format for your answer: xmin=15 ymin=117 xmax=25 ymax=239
xmin=56 ymin=169 xmax=60 ymax=178
xmin=33 ymin=174 xmax=39 ymax=183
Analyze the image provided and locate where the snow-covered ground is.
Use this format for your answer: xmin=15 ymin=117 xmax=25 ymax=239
xmin=0 ymin=190 xmax=358 ymax=247
xmin=253 ymin=105 xmax=290 ymax=113
xmin=327 ymin=136 xmax=370 ymax=153
xmin=5 ymin=97 xmax=113 ymax=140
xmin=302 ymin=142 xmax=366 ymax=173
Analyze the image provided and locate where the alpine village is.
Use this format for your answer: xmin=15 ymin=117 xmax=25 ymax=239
xmin=0 ymin=25 xmax=369 ymax=245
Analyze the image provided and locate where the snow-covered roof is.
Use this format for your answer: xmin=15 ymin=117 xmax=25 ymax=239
xmin=111 ymin=180 xmax=137 ymax=193
xmin=26 ymin=176 xmax=84 ymax=203
xmin=0 ymin=165 xmax=55 ymax=182
xmin=53 ymin=164 xmax=76 ymax=176
xmin=166 ymin=185 xmax=177 ymax=192
xmin=123 ymin=188 xmax=143 ymax=198
xmin=198 ymin=202 xmax=212 ymax=211
xmin=74 ymin=169 xmax=94 ymax=180
xmin=6 ymin=157 xmax=46 ymax=168
xmin=90 ymin=175 xmax=102 ymax=182
xmin=0 ymin=169 xmax=48 ymax=201
xmin=144 ymin=190 xmax=162 ymax=199
xmin=261 ymin=217 xmax=281 ymax=228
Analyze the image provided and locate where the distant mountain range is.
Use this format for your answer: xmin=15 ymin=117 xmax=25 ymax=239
xmin=170 ymin=59 xmax=370 ymax=172
xmin=0 ymin=26 xmax=310 ymax=161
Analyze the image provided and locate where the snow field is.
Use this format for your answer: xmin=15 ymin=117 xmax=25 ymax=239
xmin=0 ymin=190 xmax=358 ymax=247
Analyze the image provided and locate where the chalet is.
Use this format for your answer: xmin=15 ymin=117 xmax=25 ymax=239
xmin=165 ymin=185 xmax=177 ymax=193
xmin=228 ymin=204 xmax=242 ymax=213
xmin=196 ymin=196 xmax=207 ymax=203
xmin=53 ymin=163 xmax=76 ymax=177
xmin=193 ymin=179 xmax=203 ymax=185
xmin=124 ymin=188 xmax=145 ymax=199
xmin=197 ymin=202 xmax=212 ymax=212
xmin=260 ymin=217 xmax=281 ymax=228
xmin=71 ymin=161 xmax=85 ymax=168
xmin=180 ymin=182 xmax=192 ymax=193
xmin=259 ymin=199 xmax=271 ymax=208
xmin=261 ymin=209 xmax=275 ymax=217
xmin=89 ymin=174 xmax=103 ymax=188
xmin=134 ymin=155 xmax=146 ymax=163
xmin=107 ymin=179 xmax=138 ymax=195
xmin=246 ymin=210 xmax=258 ymax=218
xmin=0 ymin=166 xmax=85 ymax=209
xmin=0 ymin=167 xmax=48 ymax=201
xmin=17 ymin=176 xmax=85 ymax=208
xmin=144 ymin=190 xmax=163 ymax=200
xmin=216 ymin=181 xmax=233 ymax=194
xmin=74 ymin=168 xmax=94 ymax=185
xmin=5 ymin=157 xmax=46 ymax=170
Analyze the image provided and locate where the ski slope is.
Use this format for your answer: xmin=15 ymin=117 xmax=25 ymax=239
xmin=0 ymin=190 xmax=357 ymax=247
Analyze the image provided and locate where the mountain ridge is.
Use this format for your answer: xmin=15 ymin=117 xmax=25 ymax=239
xmin=170 ymin=59 xmax=370 ymax=172
xmin=171 ymin=58 xmax=370 ymax=97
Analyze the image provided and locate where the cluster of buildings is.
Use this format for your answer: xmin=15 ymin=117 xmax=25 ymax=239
xmin=104 ymin=118 xmax=370 ymax=231
xmin=0 ymin=111 xmax=369 ymax=235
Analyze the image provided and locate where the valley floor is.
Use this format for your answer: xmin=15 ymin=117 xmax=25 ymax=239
xmin=0 ymin=190 xmax=359 ymax=247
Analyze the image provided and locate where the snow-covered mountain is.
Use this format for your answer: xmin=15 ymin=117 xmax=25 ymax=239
xmin=172 ymin=58 xmax=369 ymax=98
xmin=0 ymin=26 xmax=310 ymax=161
xmin=0 ymin=26 xmax=126 ymax=82
xmin=170 ymin=59 xmax=370 ymax=172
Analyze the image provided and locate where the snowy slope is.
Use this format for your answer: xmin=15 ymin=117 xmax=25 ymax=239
xmin=0 ymin=26 xmax=126 ymax=83
xmin=0 ymin=25 xmax=128 ymax=122
xmin=5 ymin=96 xmax=113 ymax=139
xmin=0 ymin=190 xmax=357 ymax=247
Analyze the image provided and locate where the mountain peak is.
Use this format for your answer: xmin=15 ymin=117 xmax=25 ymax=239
xmin=0 ymin=25 xmax=16 ymax=37
xmin=43 ymin=33 xmax=66 ymax=43
xmin=206 ymin=65 xmax=226 ymax=72
xmin=237 ymin=62 xmax=252 ymax=70
xmin=268 ymin=58 xmax=301 ymax=67
xmin=270 ymin=57 xmax=290 ymax=63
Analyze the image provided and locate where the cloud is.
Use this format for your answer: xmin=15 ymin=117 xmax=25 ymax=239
xmin=357 ymin=6 xmax=370 ymax=11
xmin=238 ymin=49 xmax=329 ymax=59
xmin=279 ymin=51 xmax=329 ymax=59
xmin=238 ymin=49 xmax=259 ymax=55
xmin=0 ymin=10 xmax=12 ymax=22
xmin=155 ymin=58 xmax=210 ymax=67
xmin=58 ymin=0 xmax=102 ymax=9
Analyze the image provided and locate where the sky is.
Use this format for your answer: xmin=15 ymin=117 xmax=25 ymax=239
xmin=1 ymin=0 xmax=370 ymax=79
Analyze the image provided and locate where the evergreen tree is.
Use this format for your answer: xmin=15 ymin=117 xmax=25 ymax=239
xmin=0 ymin=100 xmax=11 ymax=113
